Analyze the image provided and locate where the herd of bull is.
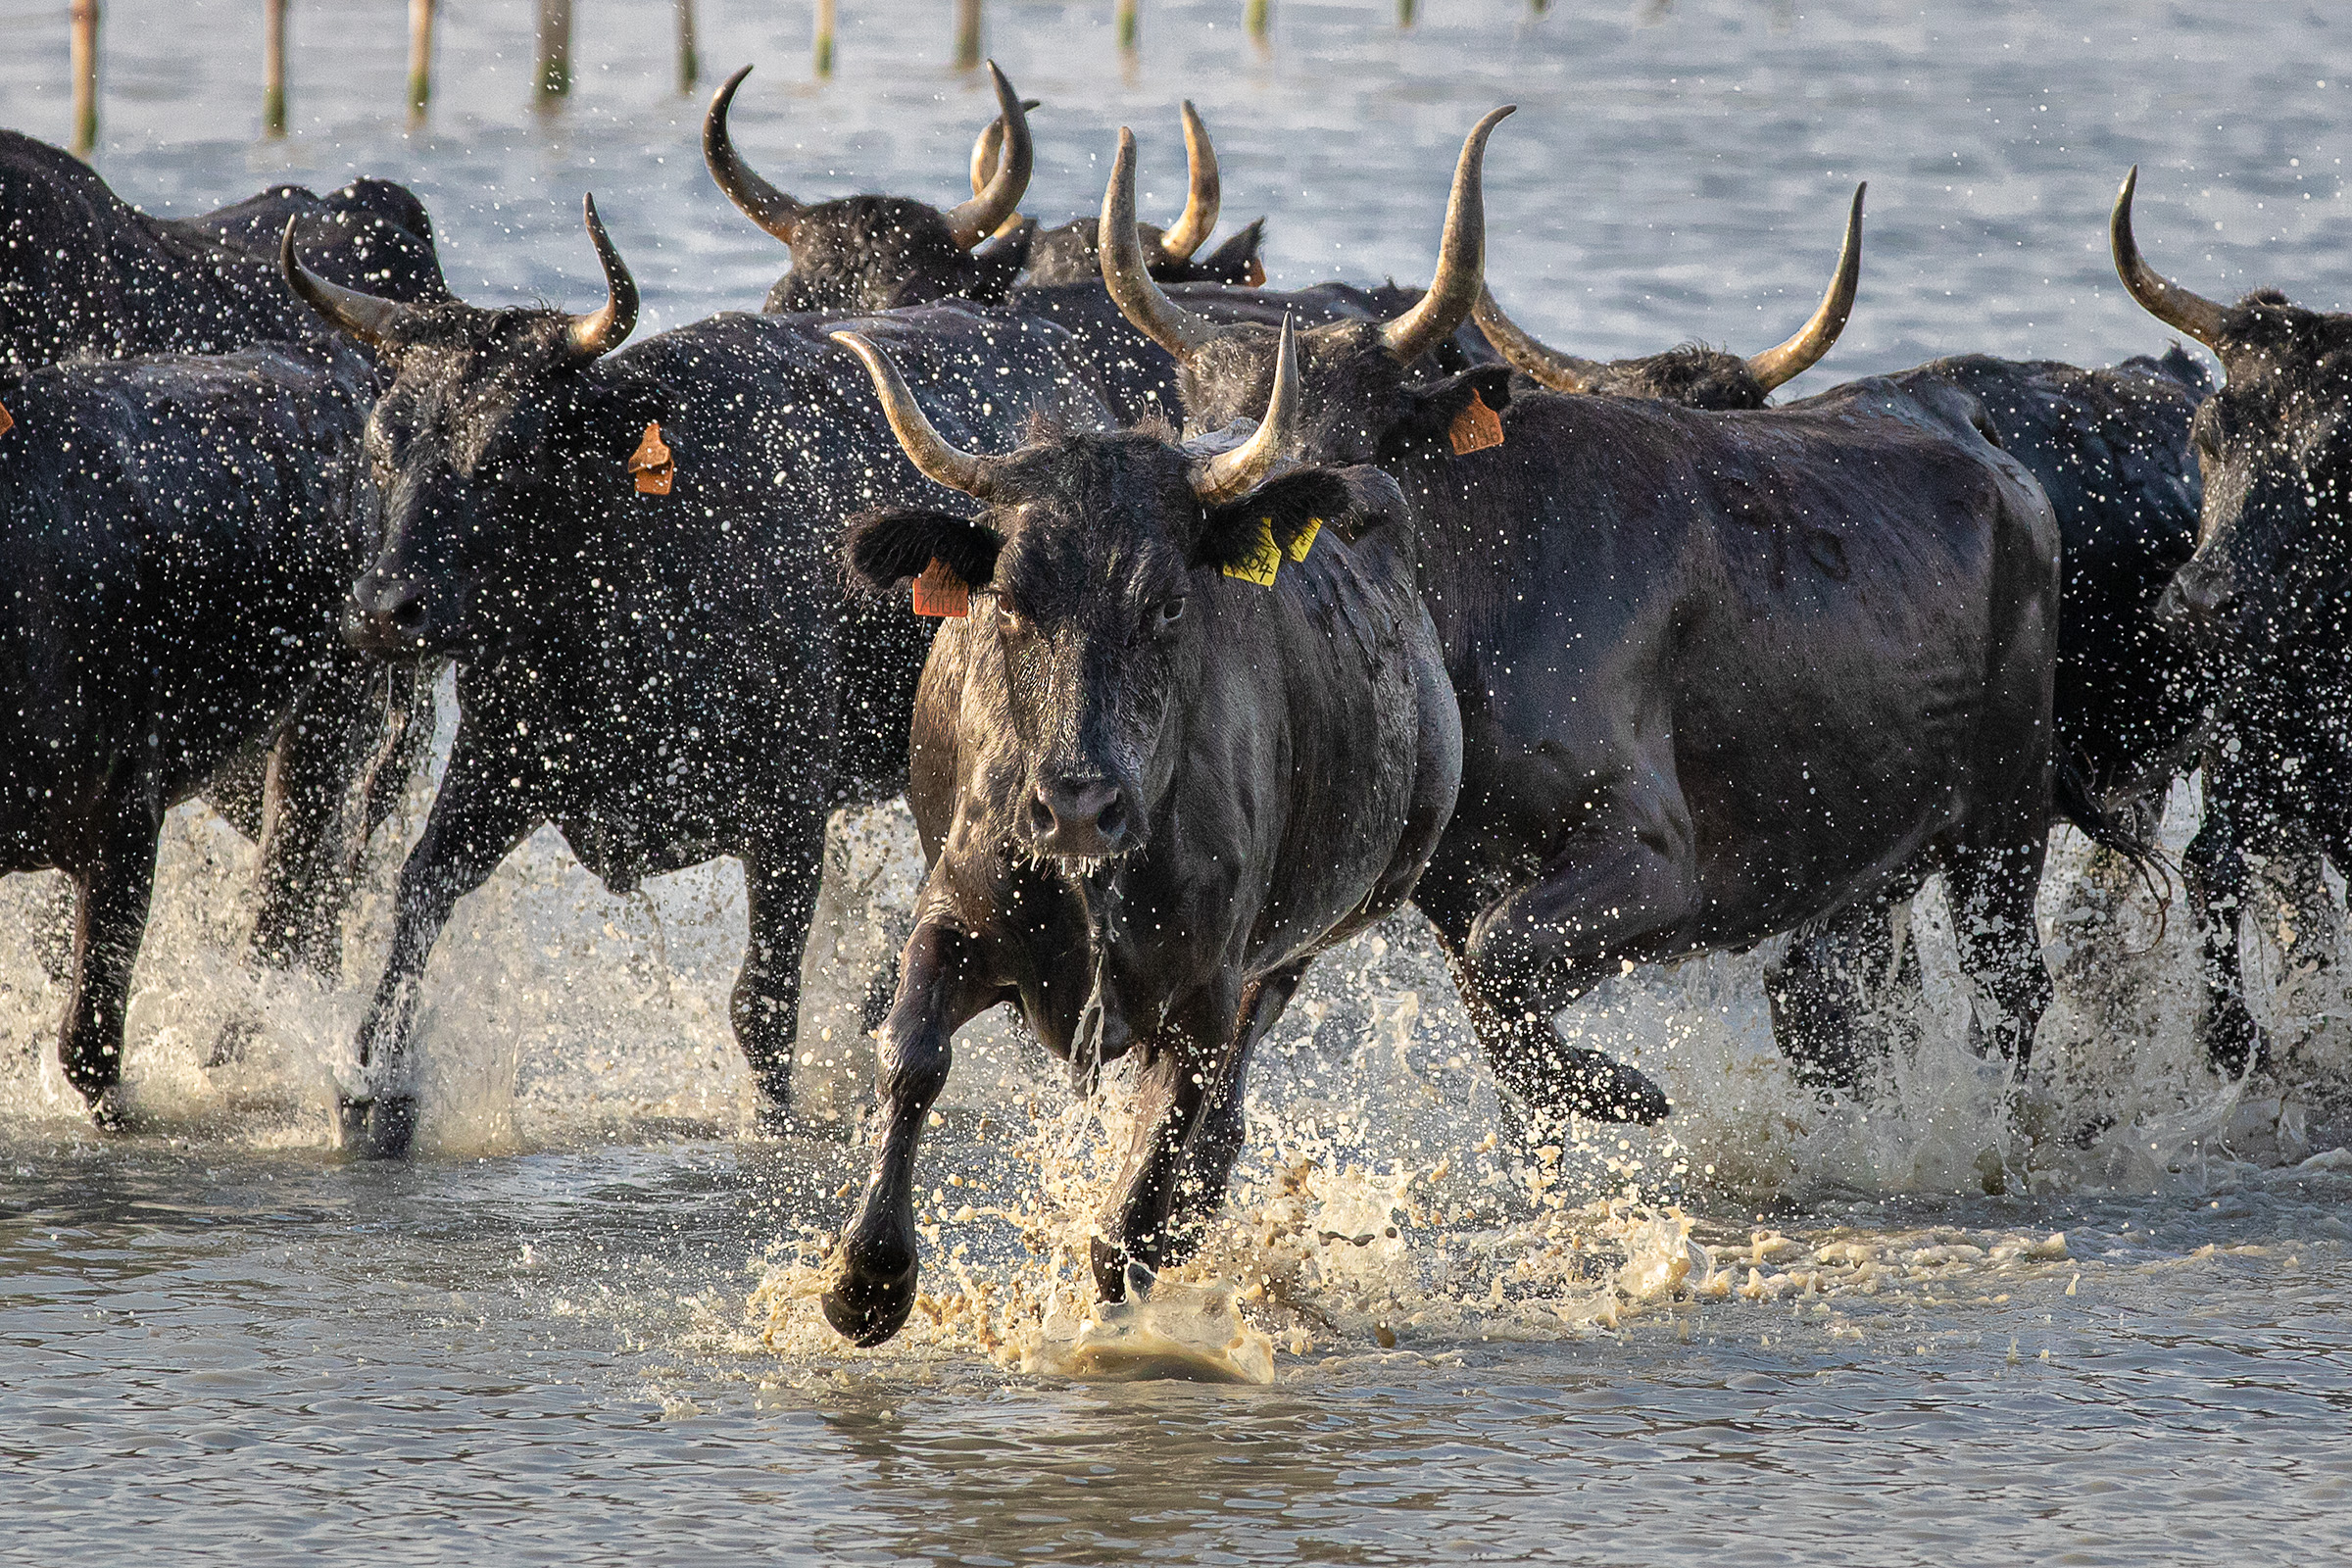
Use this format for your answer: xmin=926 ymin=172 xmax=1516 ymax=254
xmin=3 ymin=63 xmax=2345 ymax=1347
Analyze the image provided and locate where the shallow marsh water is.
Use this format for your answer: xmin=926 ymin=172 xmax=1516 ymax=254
xmin=2 ymin=2 xmax=2350 ymax=1562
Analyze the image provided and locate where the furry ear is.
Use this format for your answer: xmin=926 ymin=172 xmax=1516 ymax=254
xmin=842 ymin=509 xmax=1003 ymax=596
xmin=1194 ymin=469 xmax=1358 ymax=572
xmin=1199 ymin=220 xmax=1267 ymax=286
xmin=965 ymin=219 xmax=1038 ymax=304
xmin=1388 ymin=366 xmax=1514 ymax=451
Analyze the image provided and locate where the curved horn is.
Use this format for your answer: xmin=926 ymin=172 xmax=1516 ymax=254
xmin=1471 ymin=284 xmax=1605 ymax=393
xmin=830 ymin=330 xmax=999 ymax=500
xmin=968 ymin=98 xmax=1041 ymax=198
xmin=2111 ymin=165 xmax=2227 ymax=350
xmin=1191 ymin=314 xmax=1301 ymax=504
xmin=704 ymin=66 xmax=806 ymax=246
xmin=945 ymin=63 xmax=1033 ymax=250
xmin=1381 ymin=105 xmax=1515 ymax=366
xmin=1156 ymin=100 xmax=1222 ymax=261
xmin=1100 ymin=126 xmax=1220 ymax=363
xmin=565 ymin=194 xmax=641 ymax=360
xmin=1745 ymin=181 xmax=1865 ymax=391
xmin=279 ymin=219 xmax=413 ymax=350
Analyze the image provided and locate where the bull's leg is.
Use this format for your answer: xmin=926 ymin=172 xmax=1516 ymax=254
xmin=1414 ymin=826 xmax=1685 ymax=1128
xmin=735 ymin=815 xmax=829 ymax=1133
xmin=59 ymin=807 xmax=164 ymax=1130
xmin=1131 ymin=961 xmax=1310 ymax=1290
xmin=1763 ymin=888 xmax=1918 ymax=1096
xmin=248 ymin=674 xmax=369 ymax=978
xmin=1943 ymin=828 xmax=2055 ymax=1077
xmin=2182 ymin=782 xmax=2262 ymax=1078
xmin=344 ymin=734 xmax=537 ymax=1158
xmin=822 ymin=907 xmax=998 ymax=1347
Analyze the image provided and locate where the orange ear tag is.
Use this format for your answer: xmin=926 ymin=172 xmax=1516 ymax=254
xmin=1244 ymin=258 xmax=1267 ymax=288
xmin=1448 ymin=391 xmax=1503 ymax=456
xmin=911 ymin=557 xmax=970 ymax=618
xmin=0 ymin=400 xmax=14 ymax=438
xmin=1222 ymin=514 xmax=1283 ymax=588
xmin=628 ymin=421 xmax=674 ymax=495
xmin=1284 ymin=515 xmax=1322 ymax=564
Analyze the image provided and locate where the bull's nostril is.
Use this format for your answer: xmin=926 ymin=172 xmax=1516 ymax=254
xmin=1095 ymin=797 xmax=1127 ymax=841
xmin=388 ymin=596 xmax=428 ymax=631
xmin=1027 ymin=791 xmax=1055 ymax=838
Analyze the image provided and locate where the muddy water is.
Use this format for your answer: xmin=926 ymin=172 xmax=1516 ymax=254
xmin=3 ymin=1 xmax=2350 ymax=1562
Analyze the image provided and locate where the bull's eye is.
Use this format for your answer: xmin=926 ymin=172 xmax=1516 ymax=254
xmin=1153 ymin=596 xmax=1188 ymax=636
xmin=995 ymin=602 xmax=1031 ymax=641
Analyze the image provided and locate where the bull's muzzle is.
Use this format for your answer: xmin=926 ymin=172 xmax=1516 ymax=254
xmin=1027 ymin=770 xmax=1133 ymax=859
xmin=343 ymin=568 xmax=437 ymax=654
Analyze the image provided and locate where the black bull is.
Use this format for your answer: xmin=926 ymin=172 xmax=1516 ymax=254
xmin=1096 ymin=117 xmax=2064 ymax=1121
xmin=0 ymin=342 xmax=380 ymax=1122
xmin=0 ymin=128 xmax=448 ymax=1033
xmin=819 ymin=325 xmax=1461 ymax=1346
xmin=284 ymin=204 xmax=1108 ymax=1153
xmin=2112 ymin=169 xmax=2352 ymax=1077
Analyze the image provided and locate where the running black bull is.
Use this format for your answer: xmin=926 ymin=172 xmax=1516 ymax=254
xmin=1096 ymin=110 xmax=2064 ymax=1127
xmin=281 ymin=197 xmax=1109 ymax=1155
xmin=819 ymin=318 xmax=1460 ymax=1347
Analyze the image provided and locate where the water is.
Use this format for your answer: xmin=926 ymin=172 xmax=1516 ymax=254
xmin=3 ymin=3 xmax=2350 ymax=1562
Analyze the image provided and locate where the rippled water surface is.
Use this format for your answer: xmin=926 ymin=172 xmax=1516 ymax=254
xmin=2 ymin=2 xmax=2349 ymax=1563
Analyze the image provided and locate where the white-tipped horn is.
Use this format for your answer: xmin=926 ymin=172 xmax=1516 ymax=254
xmin=831 ymin=330 xmax=1000 ymax=500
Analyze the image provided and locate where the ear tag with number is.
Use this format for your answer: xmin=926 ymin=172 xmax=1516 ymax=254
xmin=1448 ymin=390 xmax=1503 ymax=456
xmin=911 ymin=557 xmax=971 ymax=617
xmin=1285 ymin=515 xmax=1322 ymax=563
xmin=1222 ymin=514 xmax=1283 ymax=588
xmin=629 ymin=421 xmax=675 ymax=495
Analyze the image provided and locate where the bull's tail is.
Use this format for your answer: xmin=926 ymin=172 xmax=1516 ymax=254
xmin=2055 ymin=759 xmax=2180 ymax=949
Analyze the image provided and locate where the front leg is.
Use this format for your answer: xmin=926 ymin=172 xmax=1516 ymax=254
xmin=734 ymin=812 xmax=830 ymax=1134
xmin=344 ymin=727 xmax=538 ymax=1157
xmin=1154 ymin=962 xmax=1309 ymax=1259
xmin=59 ymin=805 xmax=164 ymax=1129
xmin=1090 ymin=974 xmax=1243 ymax=1300
xmin=822 ymin=906 xmax=999 ymax=1347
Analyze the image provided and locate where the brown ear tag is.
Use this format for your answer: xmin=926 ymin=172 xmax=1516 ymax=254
xmin=628 ymin=421 xmax=674 ymax=495
xmin=0 ymin=400 xmax=14 ymax=438
xmin=1448 ymin=390 xmax=1503 ymax=456
xmin=1244 ymin=258 xmax=1267 ymax=289
xmin=911 ymin=557 xmax=970 ymax=618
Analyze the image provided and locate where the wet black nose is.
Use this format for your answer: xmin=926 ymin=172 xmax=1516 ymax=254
xmin=1028 ymin=773 xmax=1130 ymax=858
xmin=343 ymin=571 xmax=433 ymax=651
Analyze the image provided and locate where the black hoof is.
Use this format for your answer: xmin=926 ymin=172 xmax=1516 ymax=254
xmin=2201 ymin=996 xmax=2265 ymax=1081
xmin=88 ymin=1084 xmax=133 ymax=1134
xmin=821 ymin=1257 xmax=918 ymax=1348
xmin=339 ymin=1094 xmax=418 ymax=1158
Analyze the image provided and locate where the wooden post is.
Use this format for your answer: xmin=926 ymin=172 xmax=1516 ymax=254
xmin=70 ymin=0 xmax=98 ymax=157
xmin=536 ymin=0 xmax=572 ymax=107
xmin=1116 ymin=0 xmax=1139 ymax=53
xmin=1247 ymin=0 xmax=1270 ymax=46
xmin=263 ymin=0 xmax=288 ymax=137
xmin=814 ymin=0 xmax=837 ymax=77
xmin=954 ymin=0 xmax=981 ymax=71
xmin=674 ymin=0 xmax=700 ymax=94
xmin=1396 ymin=0 xmax=1415 ymax=28
xmin=407 ymin=0 xmax=434 ymax=121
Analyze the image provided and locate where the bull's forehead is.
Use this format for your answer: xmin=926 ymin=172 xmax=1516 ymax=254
xmin=377 ymin=310 xmax=578 ymax=476
xmin=989 ymin=441 xmax=1200 ymax=622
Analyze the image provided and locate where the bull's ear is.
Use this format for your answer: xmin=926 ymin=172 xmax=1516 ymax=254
xmin=1194 ymin=469 xmax=1357 ymax=572
xmin=1200 ymin=220 xmax=1266 ymax=286
xmin=965 ymin=219 xmax=1037 ymax=303
xmin=843 ymin=509 xmax=1003 ymax=596
xmin=1388 ymin=366 xmax=1514 ymax=451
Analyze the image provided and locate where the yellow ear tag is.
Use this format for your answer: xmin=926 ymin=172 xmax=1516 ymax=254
xmin=1222 ymin=514 xmax=1283 ymax=588
xmin=629 ymin=421 xmax=675 ymax=495
xmin=1285 ymin=516 xmax=1322 ymax=563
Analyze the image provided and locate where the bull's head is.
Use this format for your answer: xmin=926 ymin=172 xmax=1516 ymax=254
xmin=2113 ymin=167 xmax=2352 ymax=657
xmin=279 ymin=196 xmax=639 ymax=655
xmin=1098 ymin=110 xmax=1518 ymax=466
xmin=1471 ymin=184 xmax=1865 ymax=411
xmin=835 ymin=316 xmax=1353 ymax=862
xmin=707 ymin=61 xmax=1036 ymax=314
xmin=973 ymin=99 xmax=1267 ymax=288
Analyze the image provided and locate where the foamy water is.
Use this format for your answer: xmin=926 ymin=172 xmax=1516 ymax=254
xmin=3 ymin=1 xmax=2349 ymax=1561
